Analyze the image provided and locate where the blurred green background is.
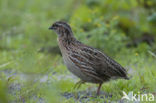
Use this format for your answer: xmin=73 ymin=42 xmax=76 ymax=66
xmin=0 ymin=0 xmax=156 ymax=103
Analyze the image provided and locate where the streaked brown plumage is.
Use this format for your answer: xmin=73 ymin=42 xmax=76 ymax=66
xmin=49 ymin=21 xmax=129 ymax=95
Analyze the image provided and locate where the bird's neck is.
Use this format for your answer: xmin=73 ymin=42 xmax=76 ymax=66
xmin=58 ymin=35 xmax=76 ymax=45
xmin=57 ymin=32 xmax=77 ymax=52
xmin=58 ymin=32 xmax=76 ymax=44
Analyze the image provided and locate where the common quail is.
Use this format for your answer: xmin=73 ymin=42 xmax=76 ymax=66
xmin=49 ymin=21 xmax=129 ymax=95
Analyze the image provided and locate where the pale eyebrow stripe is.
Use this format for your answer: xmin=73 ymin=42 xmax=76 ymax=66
xmin=57 ymin=23 xmax=71 ymax=32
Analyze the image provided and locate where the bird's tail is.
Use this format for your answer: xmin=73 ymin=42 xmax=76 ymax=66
xmin=124 ymin=76 xmax=130 ymax=80
xmin=124 ymin=75 xmax=133 ymax=80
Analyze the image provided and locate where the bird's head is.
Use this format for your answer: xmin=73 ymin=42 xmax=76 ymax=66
xmin=49 ymin=21 xmax=73 ymax=37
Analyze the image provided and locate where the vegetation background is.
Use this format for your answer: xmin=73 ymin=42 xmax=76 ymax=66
xmin=0 ymin=0 xmax=156 ymax=103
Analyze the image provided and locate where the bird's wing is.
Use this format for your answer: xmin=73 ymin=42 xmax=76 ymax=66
xmin=68 ymin=48 xmax=104 ymax=82
xmin=77 ymin=46 xmax=128 ymax=81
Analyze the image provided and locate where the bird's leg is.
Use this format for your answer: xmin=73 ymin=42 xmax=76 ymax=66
xmin=77 ymin=81 xmax=85 ymax=89
xmin=73 ymin=80 xmax=85 ymax=89
xmin=73 ymin=80 xmax=81 ymax=89
xmin=97 ymin=83 xmax=102 ymax=95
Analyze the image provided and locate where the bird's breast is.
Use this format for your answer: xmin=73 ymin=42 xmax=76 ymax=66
xmin=63 ymin=55 xmax=95 ymax=82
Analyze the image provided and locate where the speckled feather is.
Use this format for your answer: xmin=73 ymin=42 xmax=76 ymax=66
xmin=58 ymin=37 xmax=129 ymax=83
xmin=49 ymin=21 xmax=129 ymax=94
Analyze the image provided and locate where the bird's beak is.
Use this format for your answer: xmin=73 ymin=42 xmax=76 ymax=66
xmin=49 ymin=26 xmax=54 ymax=30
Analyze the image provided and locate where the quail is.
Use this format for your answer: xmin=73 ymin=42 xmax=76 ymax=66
xmin=49 ymin=21 xmax=129 ymax=95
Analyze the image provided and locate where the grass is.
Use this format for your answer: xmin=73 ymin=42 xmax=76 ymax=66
xmin=1 ymin=43 xmax=155 ymax=102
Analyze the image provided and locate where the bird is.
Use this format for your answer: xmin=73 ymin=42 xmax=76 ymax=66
xmin=49 ymin=21 xmax=129 ymax=95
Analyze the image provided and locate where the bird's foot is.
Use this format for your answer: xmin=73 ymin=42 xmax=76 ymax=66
xmin=73 ymin=80 xmax=85 ymax=89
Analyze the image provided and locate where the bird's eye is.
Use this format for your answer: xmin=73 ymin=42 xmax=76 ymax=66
xmin=55 ymin=24 xmax=59 ymax=27
xmin=52 ymin=24 xmax=59 ymax=29
xmin=53 ymin=25 xmax=56 ymax=27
